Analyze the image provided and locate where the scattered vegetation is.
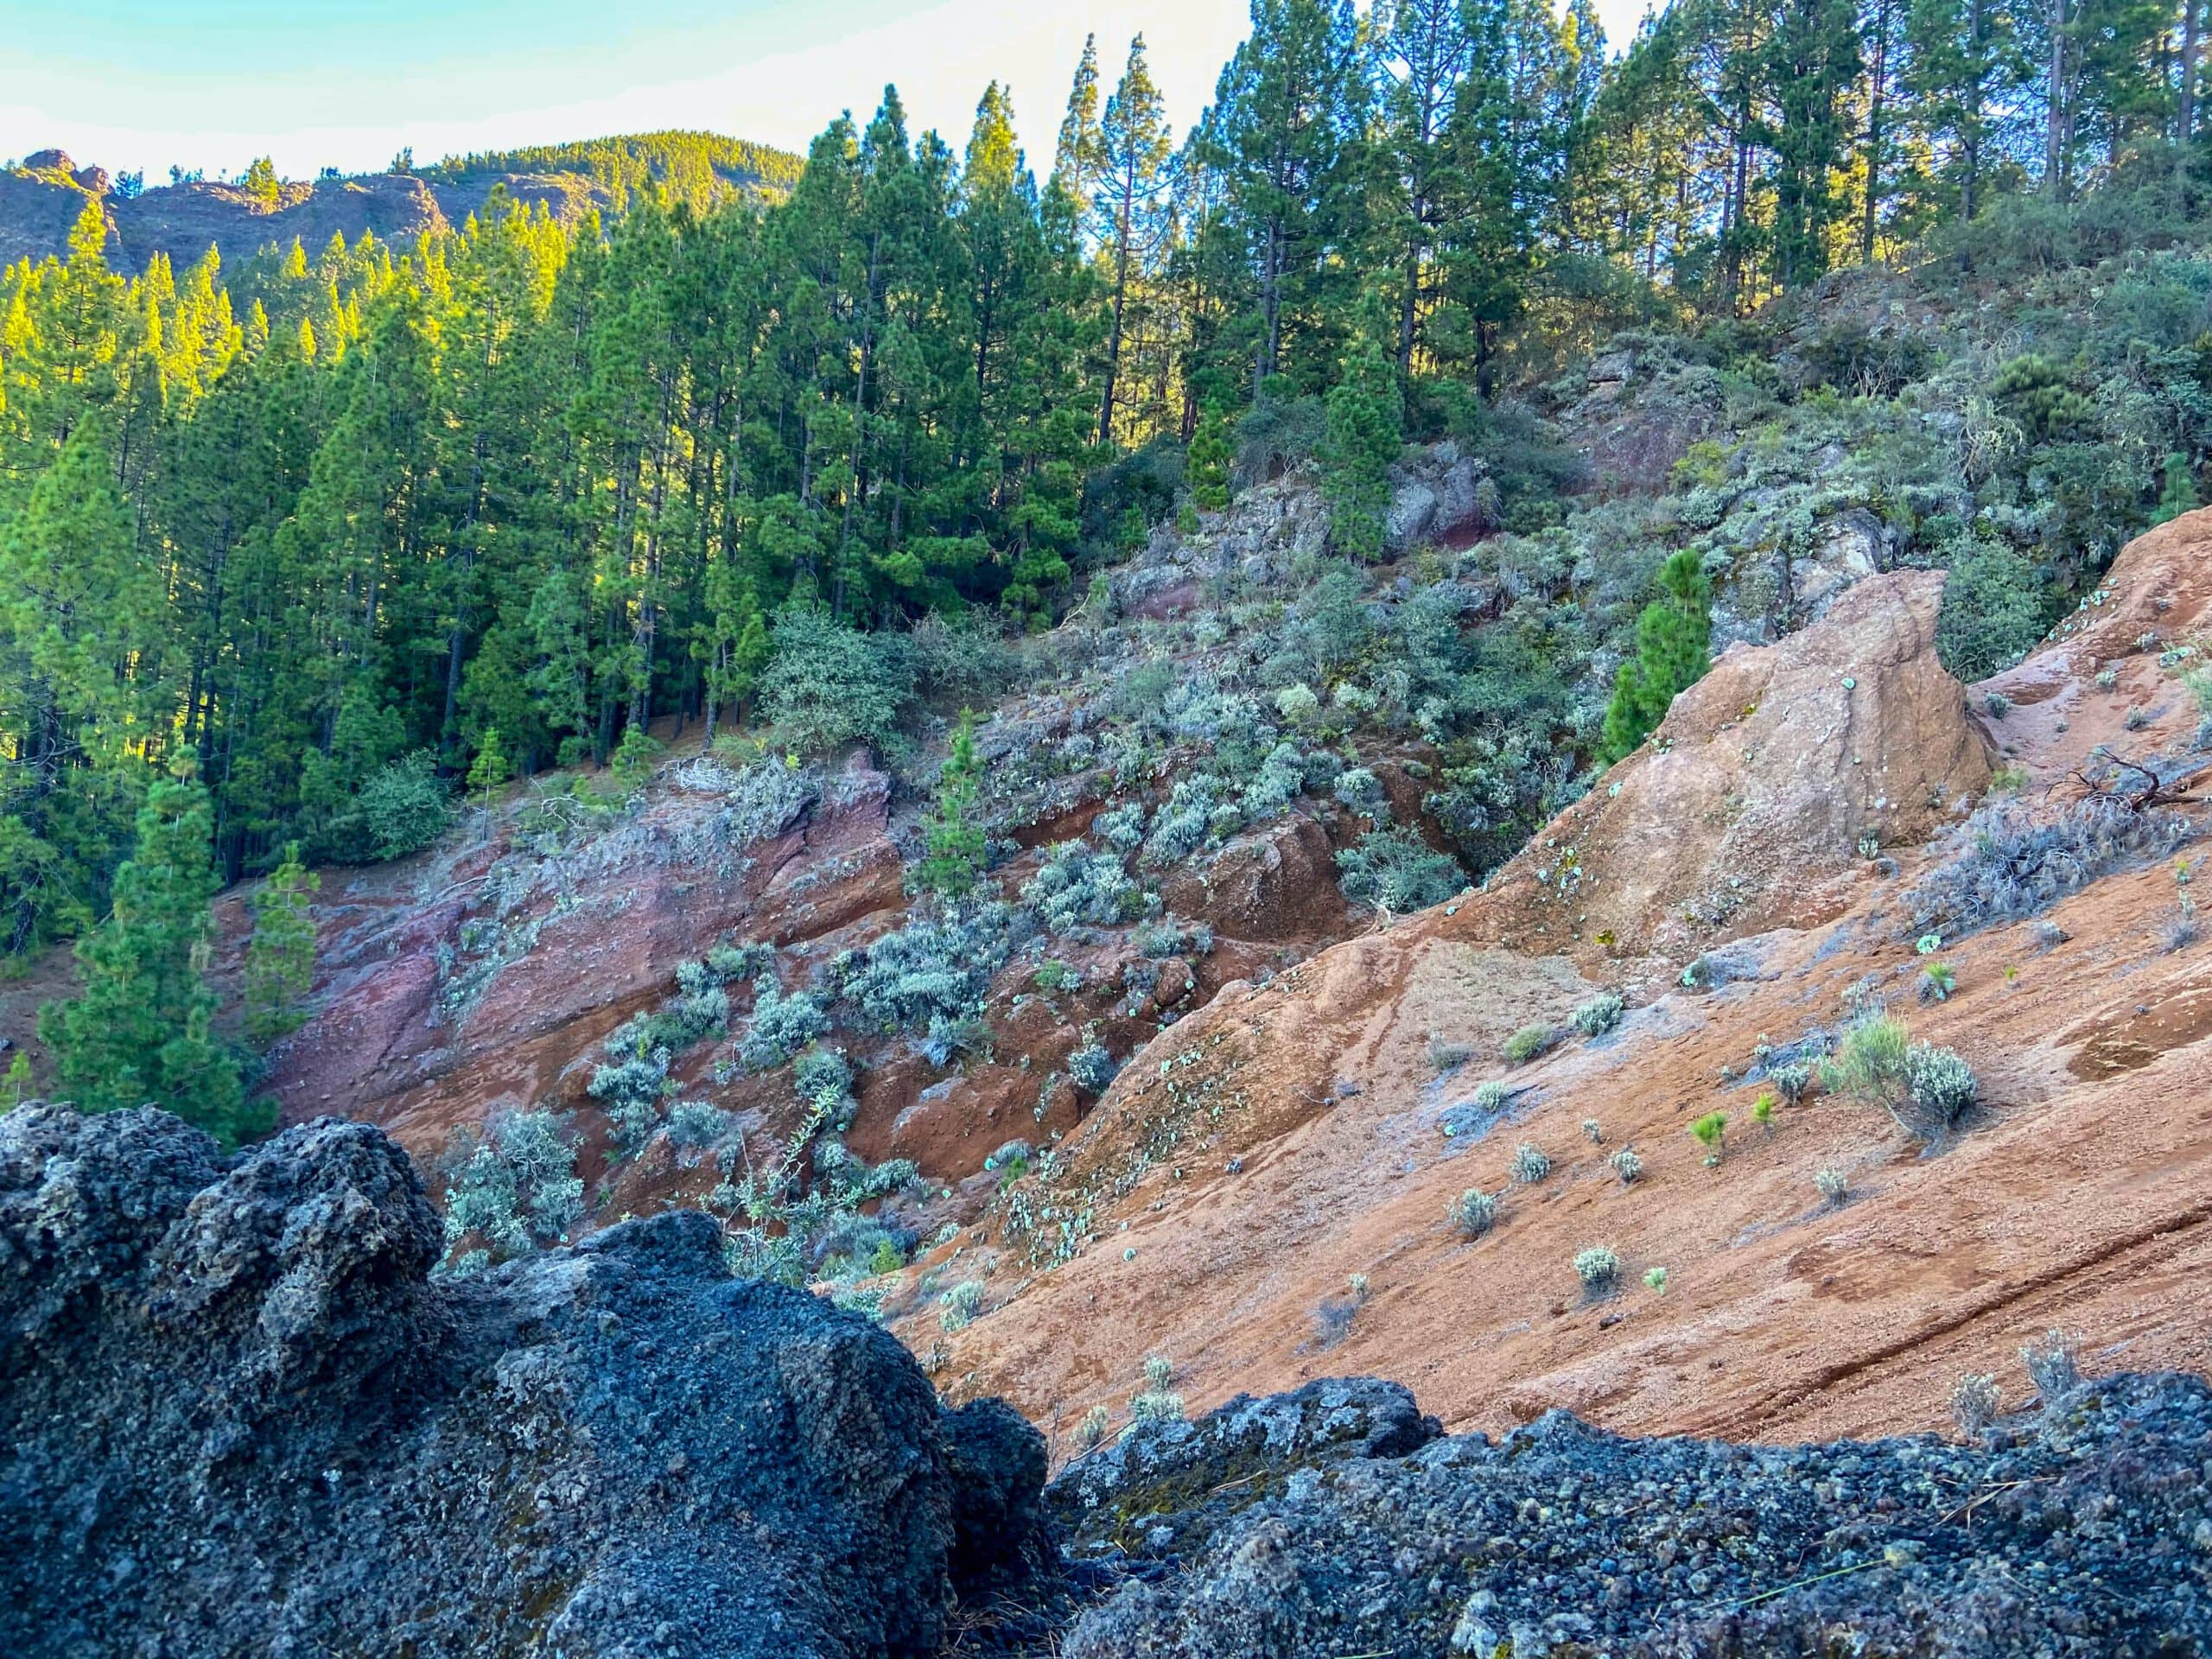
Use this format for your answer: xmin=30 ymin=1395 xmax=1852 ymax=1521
xmin=1951 ymin=1372 xmax=2001 ymax=1437
xmin=1607 ymin=1147 xmax=1643 ymax=1185
xmin=1503 ymin=1023 xmax=1555 ymax=1065
xmin=1510 ymin=1143 xmax=1552 ymax=1184
xmin=1573 ymin=1246 xmax=1620 ymax=1293
xmin=1449 ymin=1188 xmax=1497 ymax=1238
xmin=1572 ymin=992 xmax=1624 ymax=1038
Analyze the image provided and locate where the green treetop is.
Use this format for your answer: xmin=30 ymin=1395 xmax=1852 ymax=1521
xmin=244 ymin=840 xmax=319 ymax=1045
xmin=1600 ymin=550 xmax=1712 ymax=763
xmin=1322 ymin=293 xmax=1404 ymax=561
xmin=916 ymin=710 xmax=988 ymax=898
xmin=40 ymin=769 xmax=258 ymax=1141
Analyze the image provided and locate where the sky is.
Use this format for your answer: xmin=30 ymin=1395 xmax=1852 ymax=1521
xmin=2 ymin=0 xmax=1649 ymax=186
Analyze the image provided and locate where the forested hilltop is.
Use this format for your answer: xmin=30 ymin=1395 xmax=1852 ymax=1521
xmin=6 ymin=0 xmax=2212 ymax=1031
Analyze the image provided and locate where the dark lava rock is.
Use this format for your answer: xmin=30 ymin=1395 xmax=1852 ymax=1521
xmin=0 ymin=1103 xmax=1046 ymax=1658
xmin=1051 ymin=1373 xmax=2212 ymax=1657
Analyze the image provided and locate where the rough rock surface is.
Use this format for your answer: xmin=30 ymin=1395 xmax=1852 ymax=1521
xmin=1485 ymin=565 xmax=1992 ymax=958
xmin=0 ymin=1103 xmax=1046 ymax=1659
xmin=1053 ymin=1372 xmax=2212 ymax=1657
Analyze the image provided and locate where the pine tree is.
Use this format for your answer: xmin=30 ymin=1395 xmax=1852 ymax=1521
xmin=1187 ymin=404 xmax=1234 ymax=510
xmin=3 ymin=1049 xmax=30 ymax=1105
xmin=1322 ymin=294 xmax=1403 ymax=560
xmin=244 ymin=840 xmax=318 ymax=1045
xmin=467 ymin=728 xmax=512 ymax=804
xmin=244 ymin=156 xmax=282 ymax=207
xmin=40 ymin=769 xmax=257 ymax=1141
xmin=916 ymin=710 xmax=988 ymax=898
xmin=1093 ymin=37 xmax=1174 ymax=446
xmin=1600 ymin=550 xmax=1713 ymax=762
xmin=2154 ymin=453 xmax=2201 ymax=524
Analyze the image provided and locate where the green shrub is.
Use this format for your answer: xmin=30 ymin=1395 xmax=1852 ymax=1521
xmin=760 ymin=603 xmax=913 ymax=753
xmin=1503 ymin=1023 xmax=1555 ymax=1065
xmin=609 ymin=724 xmax=666 ymax=784
xmin=1689 ymin=1110 xmax=1727 ymax=1162
xmin=1935 ymin=537 xmax=2050 ymax=682
xmin=1815 ymin=1166 xmax=1847 ymax=1205
xmin=333 ymin=751 xmax=450 ymax=863
xmin=1607 ymin=1147 xmax=1643 ymax=1185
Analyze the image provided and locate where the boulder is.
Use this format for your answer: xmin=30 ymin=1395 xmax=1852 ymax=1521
xmin=0 ymin=1103 xmax=1047 ymax=1659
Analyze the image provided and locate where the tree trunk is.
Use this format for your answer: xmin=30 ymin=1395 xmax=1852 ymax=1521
xmin=2046 ymin=0 xmax=2069 ymax=197
xmin=2183 ymin=0 xmax=2202 ymax=149
xmin=1862 ymin=0 xmax=1890 ymax=260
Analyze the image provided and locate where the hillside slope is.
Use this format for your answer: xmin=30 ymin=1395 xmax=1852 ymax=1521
xmin=912 ymin=511 xmax=2212 ymax=1450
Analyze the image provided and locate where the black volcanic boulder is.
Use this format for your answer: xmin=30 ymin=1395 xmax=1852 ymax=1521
xmin=0 ymin=1103 xmax=1046 ymax=1659
xmin=1052 ymin=1374 xmax=2212 ymax=1657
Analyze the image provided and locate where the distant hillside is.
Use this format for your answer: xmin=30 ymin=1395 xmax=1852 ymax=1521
xmin=0 ymin=130 xmax=804 ymax=273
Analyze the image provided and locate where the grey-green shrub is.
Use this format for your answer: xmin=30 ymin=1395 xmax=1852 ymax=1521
xmin=1449 ymin=1188 xmax=1497 ymax=1237
xmin=438 ymin=1109 xmax=584 ymax=1268
xmin=1573 ymin=1246 xmax=1620 ymax=1290
xmin=1510 ymin=1143 xmax=1552 ymax=1184
xmin=1068 ymin=1040 xmax=1120 ymax=1094
xmin=1904 ymin=1041 xmax=1977 ymax=1133
xmin=939 ymin=1279 xmax=987 ymax=1332
xmin=738 ymin=981 xmax=832 ymax=1071
xmin=1024 ymin=840 xmax=1154 ymax=931
xmin=1336 ymin=828 xmax=1466 ymax=912
xmin=1607 ymin=1147 xmax=1643 ymax=1185
xmin=1572 ymin=992 xmax=1624 ymax=1037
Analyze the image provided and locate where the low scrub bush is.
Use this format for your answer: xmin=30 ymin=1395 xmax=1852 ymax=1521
xmin=1904 ymin=797 xmax=2192 ymax=939
xmin=1503 ymin=1023 xmax=1555 ymax=1065
xmin=438 ymin=1109 xmax=585 ymax=1269
xmin=1449 ymin=1188 xmax=1497 ymax=1237
xmin=1024 ymin=841 xmax=1154 ymax=932
xmin=1510 ymin=1143 xmax=1552 ymax=1184
xmin=737 ymin=981 xmax=831 ymax=1071
xmin=1335 ymin=829 xmax=1466 ymax=912
xmin=1573 ymin=1245 xmax=1620 ymax=1291
xmin=1068 ymin=1040 xmax=1120 ymax=1094
xmin=1572 ymin=992 xmax=1624 ymax=1037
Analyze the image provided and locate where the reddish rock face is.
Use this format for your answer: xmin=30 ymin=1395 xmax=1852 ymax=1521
xmin=901 ymin=515 xmax=2212 ymax=1455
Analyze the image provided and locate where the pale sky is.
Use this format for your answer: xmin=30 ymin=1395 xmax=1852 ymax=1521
xmin=2 ymin=0 xmax=1651 ymax=186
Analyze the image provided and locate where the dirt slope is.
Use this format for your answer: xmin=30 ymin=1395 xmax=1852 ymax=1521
xmin=907 ymin=515 xmax=2212 ymax=1451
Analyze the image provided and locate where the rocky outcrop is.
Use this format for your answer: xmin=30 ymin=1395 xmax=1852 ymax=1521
xmin=0 ymin=1103 xmax=1046 ymax=1659
xmin=1485 ymin=566 xmax=1993 ymax=957
xmin=1053 ymin=1370 xmax=2212 ymax=1656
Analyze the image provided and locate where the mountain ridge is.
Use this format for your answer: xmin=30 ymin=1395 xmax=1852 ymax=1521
xmin=0 ymin=130 xmax=804 ymax=272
